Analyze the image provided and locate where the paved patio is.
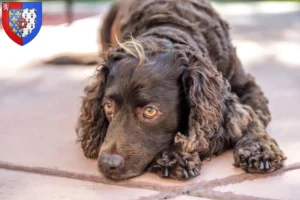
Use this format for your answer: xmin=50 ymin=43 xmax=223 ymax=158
xmin=0 ymin=2 xmax=300 ymax=200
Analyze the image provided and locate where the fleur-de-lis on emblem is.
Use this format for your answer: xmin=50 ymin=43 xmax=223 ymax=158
xmin=11 ymin=17 xmax=17 ymax=23
xmin=16 ymin=11 xmax=21 ymax=17
xmin=3 ymin=3 xmax=9 ymax=11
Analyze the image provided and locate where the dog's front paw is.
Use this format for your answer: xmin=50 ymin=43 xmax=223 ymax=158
xmin=234 ymin=138 xmax=286 ymax=173
xmin=148 ymin=149 xmax=202 ymax=180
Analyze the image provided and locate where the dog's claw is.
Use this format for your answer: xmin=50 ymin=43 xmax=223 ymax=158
xmin=248 ymin=159 xmax=253 ymax=168
xmin=183 ymin=169 xmax=189 ymax=179
xmin=260 ymin=161 xmax=264 ymax=169
xmin=164 ymin=168 xmax=169 ymax=177
xmin=182 ymin=157 xmax=188 ymax=166
xmin=265 ymin=160 xmax=270 ymax=169
xmin=189 ymin=169 xmax=196 ymax=177
xmin=193 ymin=167 xmax=201 ymax=175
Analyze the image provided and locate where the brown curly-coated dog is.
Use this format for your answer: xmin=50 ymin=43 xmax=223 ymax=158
xmin=69 ymin=0 xmax=287 ymax=180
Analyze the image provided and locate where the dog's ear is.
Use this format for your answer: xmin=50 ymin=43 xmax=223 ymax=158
xmin=177 ymin=54 xmax=225 ymax=155
xmin=76 ymin=65 xmax=109 ymax=159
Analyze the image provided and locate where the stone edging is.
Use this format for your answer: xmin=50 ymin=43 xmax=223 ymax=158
xmin=0 ymin=161 xmax=299 ymax=200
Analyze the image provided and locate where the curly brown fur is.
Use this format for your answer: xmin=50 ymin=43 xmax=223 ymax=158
xmin=76 ymin=66 xmax=109 ymax=158
xmin=75 ymin=0 xmax=285 ymax=180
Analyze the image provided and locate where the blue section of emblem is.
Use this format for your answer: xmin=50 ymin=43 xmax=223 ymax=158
xmin=9 ymin=9 xmax=23 ymax=38
xmin=22 ymin=2 xmax=42 ymax=46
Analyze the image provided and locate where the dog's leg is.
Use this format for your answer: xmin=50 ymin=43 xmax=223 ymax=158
xmin=224 ymin=95 xmax=286 ymax=173
xmin=149 ymin=94 xmax=285 ymax=179
xmin=229 ymin=50 xmax=271 ymax=126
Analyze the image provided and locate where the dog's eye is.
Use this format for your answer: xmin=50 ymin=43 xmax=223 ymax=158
xmin=104 ymin=102 xmax=113 ymax=114
xmin=143 ymin=106 xmax=158 ymax=119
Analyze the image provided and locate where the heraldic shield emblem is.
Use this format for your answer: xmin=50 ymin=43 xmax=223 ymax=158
xmin=2 ymin=2 xmax=42 ymax=46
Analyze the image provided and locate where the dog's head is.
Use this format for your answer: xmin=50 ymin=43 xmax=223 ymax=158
xmin=76 ymin=38 xmax=224 ymax=180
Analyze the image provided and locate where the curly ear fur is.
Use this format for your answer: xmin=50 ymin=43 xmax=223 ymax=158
xmin=175 ymin=53 xmax=227 ymax=157
xmin=76 ymin=65 xmax=109 ymax=159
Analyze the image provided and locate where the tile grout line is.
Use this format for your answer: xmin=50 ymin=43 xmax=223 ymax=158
xmin=0 ymin=161 xmax=299 ymax=195
xmin=0 ymin=161 xmax=180 ymax=192
xmin=174 ymin=162 xmax=300 ymax=194
xmin=145 ymin=162 xmax=300 ymax=200
xmin=189 ymin=189 xmax=278 ymax=200
xmin=137 ymin=192 xmax=179 ymax=200
xmin=138 ymin=162 xmax=300 ymax=200
xmin=139 ymin=188 xmax=278 ymax=200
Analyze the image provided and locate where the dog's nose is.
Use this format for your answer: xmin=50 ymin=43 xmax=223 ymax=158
xmin=99 ymin=153 xmax=124 ymax=170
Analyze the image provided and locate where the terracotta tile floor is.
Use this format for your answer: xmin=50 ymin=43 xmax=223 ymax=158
xmin=0 ymin=2 xmax=300 ymax=200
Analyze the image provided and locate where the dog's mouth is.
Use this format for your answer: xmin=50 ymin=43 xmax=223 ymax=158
xmin=98 ymin=166 xmax=144 ymax=180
